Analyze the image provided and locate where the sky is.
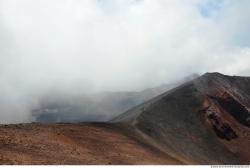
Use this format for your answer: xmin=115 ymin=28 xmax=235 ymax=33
xmin=0 ymin=0 xmax=250 ymax=123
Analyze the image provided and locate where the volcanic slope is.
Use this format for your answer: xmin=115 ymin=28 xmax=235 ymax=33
xmin=112 ymin=72 xmax=250 ymax=164
xmin=1 ymin=72 xmax=250 ymax=164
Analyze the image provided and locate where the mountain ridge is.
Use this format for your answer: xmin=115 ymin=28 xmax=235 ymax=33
xmin=112 ymin=72 xmax=250 ymax=164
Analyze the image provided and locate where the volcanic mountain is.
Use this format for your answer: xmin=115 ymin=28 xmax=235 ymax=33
xmin=1 ymin=72 xmax=250 ymax=164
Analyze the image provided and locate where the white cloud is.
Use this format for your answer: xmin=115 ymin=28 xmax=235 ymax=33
xmin=0 ymin=0 xmax=250 ymax=123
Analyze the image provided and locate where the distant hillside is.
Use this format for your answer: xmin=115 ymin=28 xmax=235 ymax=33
xmin=32 ymin=74 xmax=199 ymax=123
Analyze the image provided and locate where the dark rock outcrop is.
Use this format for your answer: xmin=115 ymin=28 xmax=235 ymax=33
xmin=112 ymin=72 xmax=250 ymax=164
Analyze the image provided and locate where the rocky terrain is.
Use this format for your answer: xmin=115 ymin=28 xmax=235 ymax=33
xmin=1 ymin=72 xmax=250 ymax=164
xmin=0 ymin=123 xmax=181 ymax=164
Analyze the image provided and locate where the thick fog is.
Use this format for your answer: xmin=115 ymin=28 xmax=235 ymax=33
xmin=0 ymin=0 xmax=250 ymax=123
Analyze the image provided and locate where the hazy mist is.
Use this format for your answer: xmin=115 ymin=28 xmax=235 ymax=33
xmin=0 ymin=0 xmax=250 ymax=123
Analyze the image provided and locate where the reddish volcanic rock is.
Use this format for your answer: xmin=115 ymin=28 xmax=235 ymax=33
xmin=0 ymin=123 xmax=181 ymax=164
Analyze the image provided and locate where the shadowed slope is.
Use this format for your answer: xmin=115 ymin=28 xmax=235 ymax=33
xmin=113 ymin=72 xmax=250 ymax=164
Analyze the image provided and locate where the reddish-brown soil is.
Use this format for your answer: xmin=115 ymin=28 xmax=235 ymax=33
xmin=0 ymin=123 xmax=182 ymax=165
